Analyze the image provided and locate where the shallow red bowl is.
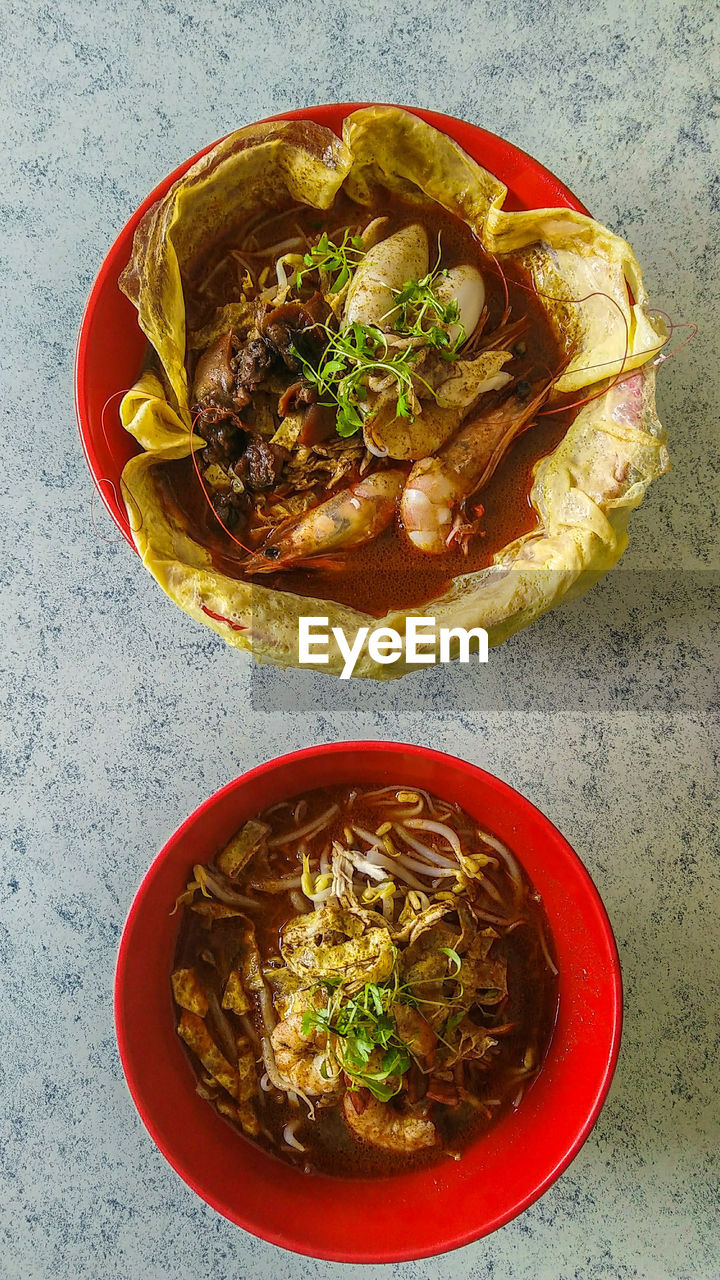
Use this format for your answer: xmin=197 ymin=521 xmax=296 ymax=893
xmin=75 ymin=102 xmax=588 ymax=545
xmin=114 ymin=742 xmax=621 ymax=1262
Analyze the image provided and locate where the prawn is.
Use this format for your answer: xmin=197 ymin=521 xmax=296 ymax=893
xmin=343 ymin=1091 xmax=438 ymax=1152
xmin=244 ymin=469 xmax=404 ymax=573
xmin=271 ymin=1000 xmax=342 ymax=1100
xmin=400 ymin=382 xmax=550 ymax=554
xmin=393 ymin=1004 xmax=436 ymax=1071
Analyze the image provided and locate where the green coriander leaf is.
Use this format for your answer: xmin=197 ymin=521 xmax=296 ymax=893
xmin=368 ymin=985 xmax=384 ymax=1016
xmin=336 ymin=405 xmax=363 ymax=437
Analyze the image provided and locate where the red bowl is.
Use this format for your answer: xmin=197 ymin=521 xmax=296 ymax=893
xmin=75 ymin=102 xmax=589 ymax=545
xmin=114 ymin=741 xmax=621 ymax=1262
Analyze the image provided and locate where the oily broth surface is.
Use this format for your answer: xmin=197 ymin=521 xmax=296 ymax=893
xmin=154 ymin=194 xmax=573 ymax=616
xmin=173 ymin=784 xmax=559 ymax=1179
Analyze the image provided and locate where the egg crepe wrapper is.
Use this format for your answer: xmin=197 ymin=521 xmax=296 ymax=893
xmin=118 ymin=107 xmax=669 ymax=678
xmin=119 ymin=119 xmax=353 ymax=421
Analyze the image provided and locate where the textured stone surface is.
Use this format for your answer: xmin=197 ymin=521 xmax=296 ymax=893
xmin=1 ymin=1 xmax=718 ymax=1277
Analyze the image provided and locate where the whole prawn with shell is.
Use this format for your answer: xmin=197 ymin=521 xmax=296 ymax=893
xmin=118 ymin=106 xmax=670 ymax=673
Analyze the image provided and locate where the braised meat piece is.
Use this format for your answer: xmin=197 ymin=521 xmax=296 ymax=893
xmin=234 ymin=437 xmax=287 ymax=492
xmin=258 ymin=291 xmax=332 ymax=371
xmin=278 ymin=379 xmax=317 ymax=417
xmin=199 ymin=412 xmax=245 ymax=471
xmin=236 ymin=337 xmax=276 ymax=392
xmin=192 ymin=332 xmax=235 ymax=407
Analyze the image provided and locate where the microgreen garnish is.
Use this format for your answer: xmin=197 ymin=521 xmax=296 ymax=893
xmin=291 ymin=322 xmax=428 ymax=438
xmin=295 ymin=230 xmax=365 ymax=294
xmin=302 ymin=974 xmax=416 ymax=1101
xmin=389 ymin=246 xmax=466 ymax=358
xmin=440 ymin=946 xmax=463 ymax=975
xmin=290 ymin=233 xmax=467 ymax=438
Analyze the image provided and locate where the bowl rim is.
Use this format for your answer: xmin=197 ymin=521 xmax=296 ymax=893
xmin=114 ymin=740 xmax=622 ymax=1261
xmin=74 ymin=100 xmax=590 ymax=544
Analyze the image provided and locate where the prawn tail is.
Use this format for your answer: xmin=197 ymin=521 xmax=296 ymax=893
xmin=445 ymin=502 xmax=486 ymax=553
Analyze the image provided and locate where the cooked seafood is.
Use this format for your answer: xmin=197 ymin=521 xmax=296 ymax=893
xmin=171 ymin=783 xmax=559 ymax=1177
xmin=120 ymin=107 xmax=669 ymax=667
xmin=401 ymin=381 xmax=550 ymax=553
xmin=243 ymin=469 xmax=405 ymax=573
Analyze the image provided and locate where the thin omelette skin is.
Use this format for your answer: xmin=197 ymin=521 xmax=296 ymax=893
xmin=118 ymin=107 xmax=669 ymax=677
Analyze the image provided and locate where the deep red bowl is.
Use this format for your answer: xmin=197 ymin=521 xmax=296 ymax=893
xmin=114 ymin=742 xmax=621 ymax=1262
xmin=75 ymin=102 xmax=589 ymax=545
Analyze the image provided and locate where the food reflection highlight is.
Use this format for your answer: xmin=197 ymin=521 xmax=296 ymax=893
xmin=171 ymin=783 xmax=558 ymax=1176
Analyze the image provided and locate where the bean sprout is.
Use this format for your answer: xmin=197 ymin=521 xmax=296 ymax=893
xmin=479 ymin=875 xmax=504 ymax=904
xmin=363 ymin=848 xmax=429 ymax=890
xmin=405 ymin=818 xmax=463 ymax=860
xmin=261 ymin=1037 xmax=289 ymax=1096
xmin=361 ymin=785 xmax=404 ymax=801
xmin=257 ymin=982 xmax=277 ymax=1034
xmin=240 ymin=1015 xmax=260 ymax=1052
xmin=282 ymin=1119 xmax=306 ymax=1151
xmin=479 ymin=830 xmax=524 ymax=894
xmin=268 ymin=804 xmax=339 ymax=847
xmin=350 ymin=823 xmax=383 ymax=847
xmin=537 ymin=925 xmax=558 ymax=975
xmin=393 ymin=824 xmax=457 ymax=869
xmin=197 ymin=867 xmax=259 ymax=910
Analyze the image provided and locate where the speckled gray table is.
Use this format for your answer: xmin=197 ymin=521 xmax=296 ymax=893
xmin=2 ymin=2 xmax=718 ymax=1277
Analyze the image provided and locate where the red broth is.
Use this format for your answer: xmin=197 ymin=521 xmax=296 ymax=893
xmin=148 ymin=194 xmax=574 ymax=616
xmin=172 ymin=784 xmax=559 ymax=1178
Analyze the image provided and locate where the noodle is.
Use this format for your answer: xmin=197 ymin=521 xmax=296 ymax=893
xmin=268 ymin=804 xmax=339 ymax=847
xmin=171 ymin=782 xmax=558 ymax=1177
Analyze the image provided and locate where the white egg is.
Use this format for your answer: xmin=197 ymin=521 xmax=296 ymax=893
xmin=433 ymin=263 xmax=486 ymax=344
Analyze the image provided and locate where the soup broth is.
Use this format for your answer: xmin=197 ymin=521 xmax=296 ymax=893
xmin=172 ymin=784 xmax=559 ymax=1178
xmin=148 ymin=193 xmax=574 ymax=615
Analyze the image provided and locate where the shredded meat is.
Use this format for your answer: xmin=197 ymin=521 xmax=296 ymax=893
xmin=282 ymin=437 xmax=364 ymax=493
